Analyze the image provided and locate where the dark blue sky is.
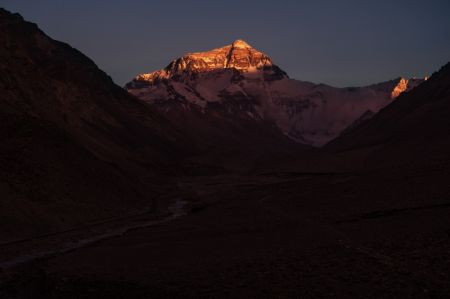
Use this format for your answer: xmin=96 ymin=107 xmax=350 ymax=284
xmin=3 ymin=0 xmax=450 ymax=87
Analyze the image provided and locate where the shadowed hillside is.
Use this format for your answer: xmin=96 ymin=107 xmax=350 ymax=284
xmin=0 ymin=8 xmax=188 ymax=243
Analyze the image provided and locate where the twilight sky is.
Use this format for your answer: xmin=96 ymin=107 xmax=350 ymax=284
xmin=2 ymin=0 xmax=450 ymax=87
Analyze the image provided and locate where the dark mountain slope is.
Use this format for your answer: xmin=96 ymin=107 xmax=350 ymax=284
xmin=326 ymin=62 xmax=450 ymax=169
xmin=0 ymin=9 xmax=187 ymax=243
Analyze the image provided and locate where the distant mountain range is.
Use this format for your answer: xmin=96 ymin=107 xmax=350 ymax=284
xmin=126 ymin=39 xmax=425 ymax=146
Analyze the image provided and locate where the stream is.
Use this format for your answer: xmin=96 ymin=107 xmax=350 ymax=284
xmin=0 ymin=199 xmax=188 ymax=270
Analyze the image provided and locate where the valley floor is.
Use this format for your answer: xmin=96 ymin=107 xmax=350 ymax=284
xmin=1 ymin=166 xmax=450 ymax=298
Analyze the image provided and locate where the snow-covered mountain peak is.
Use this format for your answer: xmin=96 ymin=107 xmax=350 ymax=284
xmin=231 ymin=39 xmax=252 ymax=49
xmin=126 ymin=41 xmax=425 ymax=147
xmin=127 ymin=40 xmax=287 ymax=88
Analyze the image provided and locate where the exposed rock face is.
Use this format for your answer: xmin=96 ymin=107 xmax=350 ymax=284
xmin=130 ymin=39 xmax=287 ymax=87
xmin=127 ymin=40 xmax=425 ymax=147
xmin=391 ymin=78 xmax=426 ymax=98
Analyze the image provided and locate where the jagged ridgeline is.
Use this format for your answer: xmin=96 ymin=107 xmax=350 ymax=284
xmin=127 ymin=40 xmax=426 ymax=146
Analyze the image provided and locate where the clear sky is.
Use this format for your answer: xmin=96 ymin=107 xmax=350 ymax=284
xmin=2 ymin=0 xmax=450 ymax=87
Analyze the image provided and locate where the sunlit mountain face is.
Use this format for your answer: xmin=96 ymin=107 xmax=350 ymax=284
xmin=126 ymin=40 xmax=425 ymax=146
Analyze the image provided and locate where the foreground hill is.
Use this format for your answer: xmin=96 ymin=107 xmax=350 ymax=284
xmin=0 ymin=9 xmax=187 ymax=242
xmin=327 ymin=62 xmax=450 ymax=169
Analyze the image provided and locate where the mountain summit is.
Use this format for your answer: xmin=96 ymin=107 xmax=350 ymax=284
xmin=127 ymin=40 xmax=287 ymax=88
xmin=231 ymin=39 xmax=252 ymax=49
xmin=127 ymin=41 xmax=425 ymax=146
